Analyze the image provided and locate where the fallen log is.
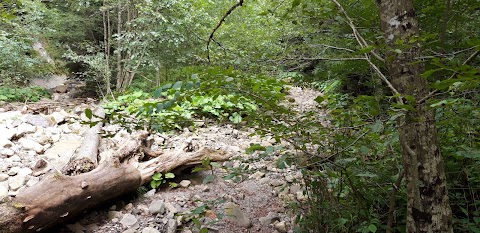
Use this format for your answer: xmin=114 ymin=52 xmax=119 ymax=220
xmin=0 ymin=132 xmax=231 ymax=233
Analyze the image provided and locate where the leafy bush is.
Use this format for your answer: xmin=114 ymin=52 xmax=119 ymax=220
xmin=101 ymin=67 xmax=286 ymax=132
xmin=0 ymin=86 xmax=51 ymax=102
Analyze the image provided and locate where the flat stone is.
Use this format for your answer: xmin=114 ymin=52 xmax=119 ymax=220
xmin=19 ymin=138 xmax=44 ymax=153
xmin=8 ymin=175 xmax=27 ymax=191
xmin=7 ymin=167 xmax=19 ymax=176
xmin=270 ymin=180 xmax=284 ymax=187
xmin=179 ymin=180 xmax=191 ymax=188
xmin=142 ymin=227 xmax=160 ymax=233
xmin=144 ymin=189 xmax=156 ymax=197
xmin=17 ymin=123 xmax=36 ymax=135
xmin=0 ymin=148 xmax=15 ymax=157
xmin=0 ymin=127 xmax=15 ymax=140
xmin=149 ymin=200 xmax=165 ymax=215
xmin=41 ymin=140 xmax=82 ymax=169
xmin=249 ymin=171 xmax=265 ymax=180
xmin=0 ymin=139 xmax=13 ymax=149
xmin=108 ymin=211 xmax=122 ymax=220
xmin=49 ymin=112 xmax=66 ymax=125
xmin=225 ymin=202 xmax=252 ymax=228
xmin=26 ymin=176 xmax=40 ymax=187
xmin=0 ymin=185 xmax=8 ymax=199
xmin=0 ymin=174 xmax=9 ymax=182
xmin=24 ymin=115 xmax=50 ymax=127
xmin=285 ymin=175 xmax=294 ymax=183
xmin=18 ymin=167 xmax=33 ymax=176
xmin=120 ymin=213 xmax=138 ymax=228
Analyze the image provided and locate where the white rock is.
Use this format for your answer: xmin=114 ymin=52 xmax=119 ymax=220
xmin=7 ymin=167 xmax=20 ymax=176
xmin=49 ymin=112 xmax=66 ymax=124
xmin=0 ymin=174 xmax=9 ymax=182
xmin=249 ymin=171 xmax=265 ymax=180
xmin=0 ymin=185 xmax=8 ymax=200
xmin=17 ymin=123 xmax=36 ymax=135
xmin=19 ymin=138 xmax=44 ymax=153
xmin=0 ymin=148 xmax=15 ymax=157
xmin=8 ymin=175 xmax=27 ymax=191
xmin=142 ymin=227 xmax=160 ymax=233
xmin=18 ymin=167 xmax=33 ymax=176
xmin=274 ymin=221 xmax=288 ymax=233
xmin=26 ymin=176 xmax=40 ymax=187
xmin=120 ymin=213 xmax=138 ymax=228
xmin=179 ymin=180 xmax=191 ymax=188
xmin=0 ymin=139 xmax=13 ymax=149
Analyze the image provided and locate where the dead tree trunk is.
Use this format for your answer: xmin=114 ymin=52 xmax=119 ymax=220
xmin=0 ymin=131 xmax=230 ymax=233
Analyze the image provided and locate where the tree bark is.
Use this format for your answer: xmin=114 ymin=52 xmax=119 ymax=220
xmin=377 ymin=0 xmax=453 ymax=232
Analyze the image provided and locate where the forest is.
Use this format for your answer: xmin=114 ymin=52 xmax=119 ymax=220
xmin=0 ymin=0 xmax=479 ymax=232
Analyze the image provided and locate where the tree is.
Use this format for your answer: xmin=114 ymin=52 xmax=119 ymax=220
xmin=377 ymin=0 xmax=453 ymax=231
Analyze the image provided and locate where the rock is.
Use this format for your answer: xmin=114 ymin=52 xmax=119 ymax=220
xmin=270 ymin=180 xmax=284 ymax=187
xmin=259 ymin=212 xmax=280 ymax=226
xmin=296 ymin=191 xmax=307 ymax=202
xmin=0 ymin=174 xmax=9 ymax=182
xmin=259 ymin=177 xmax=271 ymax=185
xmin=249 ymin=171 xmax=265 ymax=180
xmin=179 ymin=180 xmax=191 ymax=188
xmin=85 ymin=223 xmax=99 ymax=232
xmin=142 ymin=227 xmax=160 ymax=233
xmin=166 ymin=219 xmax=177 ymax=233
xmin=17 ymin=167 xmax=33 ymax=176
xmin=285 ymin=175 xmax=294 ymax=183
xmin=225 ymin=202 xmax=252 ymax=228
xmin=7 ymin=167 xmax=19 ymax=176
xmin=24 ymin=115 xmax=50 ymax=127
xmin=120 ymin=213 xmax=138 ymax=228
xmin=55 ymin=84 xmax=68 ymax=93
xmin=8 ymin=175 xmax=27 ymax=191
xmin=290 ymin=184 xmax=301 ymax=194
xmin=149 ymin=200 xmax=165 ymax=215
xmin=67 ymin=223 xmax=85 ymax=233
xmin=0 ymin=148 xmax=14 ymax=158
xmin=0 ymin=127 xmax=15 ymax=140
xmin=108 ymin=211 xmax=122 ymax=220
xmin=144 ymin=189 xmax=156 ymax=197
xmin=274 ymin=221 xmax=288 ymax=233
xmin=0 ymin=185 xmax=8 ymax=199
xmin=26 ymin=176 xmax=40 ymax=187
xmin=0 ymin=139 xmax=13 ymax=149
xmin=49 ymin=111 xmax=66 ymax=125
xmin=42 ymin=140 xmax=82 ymax=169
xmin=17 ymin=123 xmax=36 ymax=135
xmin=165 ymin=202 xmax=179 ymax=214
xmin=19 ymin=138 xmax=44 ymax=153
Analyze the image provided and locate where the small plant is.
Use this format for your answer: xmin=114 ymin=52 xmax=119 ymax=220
xmin=192 ymin=157 xmax=223 ymax=184
xmin=0 ymin=86 xmax=51 ymax=103
xmin=150 ymin=172 xmax=175 ymax=189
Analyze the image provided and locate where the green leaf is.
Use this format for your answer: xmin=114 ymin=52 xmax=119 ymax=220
xmin=203 ymin=175 xmax=215 ymax=184
xmin=210 ymin=162 xmax=222 ymax=168
xmin=368 ymin=224 xmax=377 ymax=233
xmin=292 ymin=0 xmax=301 ymax=8
xmin=356 ymin=172 xmax=378 ymax=178
xmin=164 ymin=173 xmax=175 ymax=179
xmin=85 ymin=108 xmax=93 ymax=119
xmin=314 ymin=95 xmax=325 ymax=104
xmin=169 ymin=182 xmax=178 ymax=188
xmin=192 ymin=205 xmax=207 ymax=215
xmin=173 ymin=81 xmax=183 ymax=90
xmin=152 ymin=173 xmax=162 ymax=181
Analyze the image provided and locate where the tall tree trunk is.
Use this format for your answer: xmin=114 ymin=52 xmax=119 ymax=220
xmin=116 ymin=1 xmax=124 ymax=91
xmin=377 ymin=0 xmax=453 ymax=232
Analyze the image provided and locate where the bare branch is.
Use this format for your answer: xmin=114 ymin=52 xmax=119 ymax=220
xmin=331 ymin=0 xmax=385 ymax=63
xmin=207 ymin=0 xmax=244 ymax=62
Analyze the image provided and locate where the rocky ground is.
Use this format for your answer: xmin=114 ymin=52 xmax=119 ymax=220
xmin=0 ymin=82 xmax=322 ymax=233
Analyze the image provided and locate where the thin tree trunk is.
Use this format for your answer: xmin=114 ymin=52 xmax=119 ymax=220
xmin=116 ymin=1 xmax=124 ymax=91
xmin=377 ymin=0 xmax=453 ymax=232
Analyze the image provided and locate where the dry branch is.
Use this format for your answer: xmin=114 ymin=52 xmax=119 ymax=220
xmin=206 ymin=0 xmax=244 ymax=62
